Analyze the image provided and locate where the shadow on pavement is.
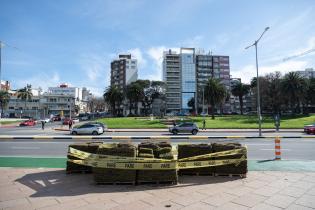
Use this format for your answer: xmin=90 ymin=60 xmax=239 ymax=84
xmin=15 ymin=169 xmax=242 ymax=198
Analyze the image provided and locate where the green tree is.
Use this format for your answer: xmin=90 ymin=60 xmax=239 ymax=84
xmin=231 ymin=82 xmax=250 ymax=115
xmin=103 ymin=86 xmax=123 ymax=116
xmin=187 ymin=97 xmax=195 ymax=113
xmin=204 ymin=78 xmax=227 ymax=119
xmin=281 ymin=72 xmax=307 ymax=114
xmin=305 ymin=78 xmax=315 ymax=113
xmin=17 ymin=84 xmax=33 ymax=116
xmin=142 ymin=81 xmax=166 ymax=115
xmin=0 ymin=90 xmax=10 ymax=117
xmin=126 ymin=81 xmax=146 ymax=115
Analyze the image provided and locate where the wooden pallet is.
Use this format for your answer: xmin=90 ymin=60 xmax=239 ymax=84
xmin=137 ymin=180 xmax=177 ymax=185
xmin=95 ymin=181 xmax=136 ymax=185
xmin=214 ymin=173 xmax=247 ymax=178
xmin=66 ymin=170 xmax=92 ymax=174
xmin=178 ymin=172 xmax=214 ymax=176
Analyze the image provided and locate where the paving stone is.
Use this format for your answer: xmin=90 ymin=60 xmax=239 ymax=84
xmin=279 ymin=186 xmax=307 ymax=198
xmin=232 ymin=193 xmax=266 ymax=208
xmin=253 ymin=186 xmax=280 ymax=196
xmin=37 ymin=199 xmax=89 ymax=210
xmin=170 ymin=192 xmax=207 ymax=206
xmin=110 ymin=200 xmax=152 ymax=210
xmin=0 ymin=198 xmax=30 ymax=209
xmin=264 ymin=194 xmax=296 ymax=208
xmin=181 ymin=202 xmax=216 ymax=210
xmin=75 ymin=201 xmax=120 ymax=210
xmin=286 ymin=204 xmax=314 ymax=210
xmin=226 ymin=186 xmax=254 ymax=196
xmin=250 ymin=203 xmax=282 ymax=210
xmin=216 ymin=202 xmax=249 ymax=210
xmin=197 ymin=186 xmax=228 ymax=196
xmin=295 ymin=194 xmax=315 ymax=209
xmin=148 ymin=201 xmax=184 ymax=210
xmin=290 ymin=181 xmax=315 ymax=190
xmin=243 ymin=180 xmax=268 ymax=189
xmin=202 ymin=193 xmax=237 ymax=207
xmin=306 ymin=188 xmax=315 ymax=196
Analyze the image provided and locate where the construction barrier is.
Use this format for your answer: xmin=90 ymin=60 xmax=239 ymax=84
xmin=275 ymin=137 xmax=281 ymax=160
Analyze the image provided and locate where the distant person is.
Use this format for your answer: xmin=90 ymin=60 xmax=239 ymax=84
xmin=41 ymin=121 xmax=45 ymax=130
xmin=69 ymin=120 xmax=73 ymax=130
xmin=173 ymin=120 xmax=176 ymax=127
xmin=202 ymin=119 xmax=206 ymax=130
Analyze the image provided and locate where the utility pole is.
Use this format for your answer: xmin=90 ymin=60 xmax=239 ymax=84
xmin=245 ymin=27 xmax=270 ymax=137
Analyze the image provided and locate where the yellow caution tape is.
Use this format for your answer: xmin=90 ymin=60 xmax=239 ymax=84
xmin=68 ymin=147 xmax=247 ymax=170
xmin=68 ymin=155 xmax=246 ymax=170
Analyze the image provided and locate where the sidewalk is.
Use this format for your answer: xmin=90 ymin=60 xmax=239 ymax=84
xmin=0 ymin=168 xmax=314 ymax=210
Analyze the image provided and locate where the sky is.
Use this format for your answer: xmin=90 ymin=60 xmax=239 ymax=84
xmin=1 ymin=0 xmax=315 ymax=96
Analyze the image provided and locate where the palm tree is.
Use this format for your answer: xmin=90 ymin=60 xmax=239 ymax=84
xmin=17 ymin=85 xmax=33 ymax=116
xmin=126 ymin=82 xmax=143 ymax=115
xmin=204 ymin=78 xmax=227 ymax=119
xmin=281 ymin=72 xmax=307 ymax=114
xmin=103 ymin=86 xmax=123 ymax=116
xmin=0 ymin=90 xmax=10 ymax=117
xmin=231 ymin=82 xmax=250 ymax=115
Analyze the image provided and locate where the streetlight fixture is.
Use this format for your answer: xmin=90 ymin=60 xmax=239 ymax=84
xmin=245 ymin=27 xmax=270 ymax=137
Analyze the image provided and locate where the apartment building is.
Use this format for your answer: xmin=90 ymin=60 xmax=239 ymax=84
xmin=41 ymin=84 xmax=87 ymax=117
xmin=163 ymin=47 xmax=231 ymax=115
xmin=110 ymin=54 xmax=138 ymax=90
xmin=296 ymin=68 xmax=314 ymax=79
xmin=163 ymin=49 xmax=181 ymax=114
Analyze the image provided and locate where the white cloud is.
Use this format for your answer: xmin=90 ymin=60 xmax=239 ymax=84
xmin=127 ymin=48 xmax=147 ymax=69
xmin=147 ymin=46 xmax=179 ymax=81
xmin=15 ymin=72 xmax=61 ymax=90
xmin=233 ymin=60 xmax=309 ymax=84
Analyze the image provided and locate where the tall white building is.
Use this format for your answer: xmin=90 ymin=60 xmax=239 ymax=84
xmin=296 ymin=68 xmax=314 ymax=79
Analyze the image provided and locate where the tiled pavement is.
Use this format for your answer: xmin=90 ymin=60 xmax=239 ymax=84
xmin=0 ymin=168 xmax=315 ymax=210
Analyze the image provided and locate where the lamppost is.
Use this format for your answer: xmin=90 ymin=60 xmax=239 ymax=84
xmin=245 ymin=27 xmax=270 ymax=137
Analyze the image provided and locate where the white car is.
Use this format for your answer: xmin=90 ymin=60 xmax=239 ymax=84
xmin=72 ymin=118 xmax=80 ymax=123
xmin=41 ymin=118 xmax=51 ymax=123
xmin=70 ymin=124 xmax=104 ymax=135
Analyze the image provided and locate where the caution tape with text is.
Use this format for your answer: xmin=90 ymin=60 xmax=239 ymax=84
xmin=67 ymin=147 xmax=247 ymax=170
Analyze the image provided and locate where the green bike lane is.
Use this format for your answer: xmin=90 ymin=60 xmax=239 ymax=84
xmin=1 ymin=157 xmax=315 ymax=172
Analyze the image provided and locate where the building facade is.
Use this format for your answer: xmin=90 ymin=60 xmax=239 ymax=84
xmin=296 ymin=68 xmax=314 ymax=79
xmin=110 ymin=54 xmax=138 ymax=90
xmin=163 ymin=50 xmax=181 ymax=114
xmin=163 ymin=47 xmax=231 ymax=115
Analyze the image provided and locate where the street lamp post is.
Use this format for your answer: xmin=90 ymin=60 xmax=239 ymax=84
xmin=245 ymin=27 xmax=270 ymax=137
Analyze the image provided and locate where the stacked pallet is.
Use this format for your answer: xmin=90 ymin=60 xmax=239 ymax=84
xmin=66 ymin=142 xmax=102 ymax=173
xmin=178 ymin=144 xmax=213 ymax=175
xmin=93 ymin=143 xmax=137 ymax=184
xmin=137 ymin=142 xmax=177 ymax=184
xmin=212 ymin=143 xmax=247 ymax=175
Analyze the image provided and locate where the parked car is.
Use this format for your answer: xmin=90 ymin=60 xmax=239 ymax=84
xmin=169 ymin=122 xmax=199 ymax=135
xmin=40 ymin=118 xmax=51 ymax=123
xmin=304 ymin=124 xmax=315 ymax=134
xmin=52 ymin=115 xmax=61 ymax=121
xmin=19 ymin=119 xmax=36 ymax=126
xmin=84 ymin=122 xmax=108 ymax=132
xmin=70 ymin=124 xmax=104 ymax=135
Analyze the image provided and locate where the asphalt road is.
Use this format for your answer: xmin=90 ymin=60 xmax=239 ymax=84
xmin=0 ymin=123 xmax=308 ymax=137
xmin=1 ymin=123 xmax=314 ymax=161
xmin=0 ymin=137 xmax=314 ymax=161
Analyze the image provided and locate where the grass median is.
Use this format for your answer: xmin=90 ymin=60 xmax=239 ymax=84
xmin=95 ymin=114 xmax=315 ymax=129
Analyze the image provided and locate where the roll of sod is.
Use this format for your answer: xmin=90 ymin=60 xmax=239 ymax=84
xmin=93 ymin=143 xmax=137 ymax=184
xmin=137 ymin=142 xmax=177 ymax=184
xmin=212 ymin=142 xmax=247 ymax=175
xmin=178 ymin=144 xmax=213 ymax=175
xmin=66 ymin=142 xmax=102 ymax=173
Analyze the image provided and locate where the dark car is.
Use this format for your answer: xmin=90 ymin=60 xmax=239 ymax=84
xmin=52 ymin=115 xmax=61 ymax=121
xmin=169 ymin=122 xmax=199 ymax=135
xmin=304 ymin=124 xmax=315 ymax=134
xmin=19 ymin=119 xmax=36 ymax=126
